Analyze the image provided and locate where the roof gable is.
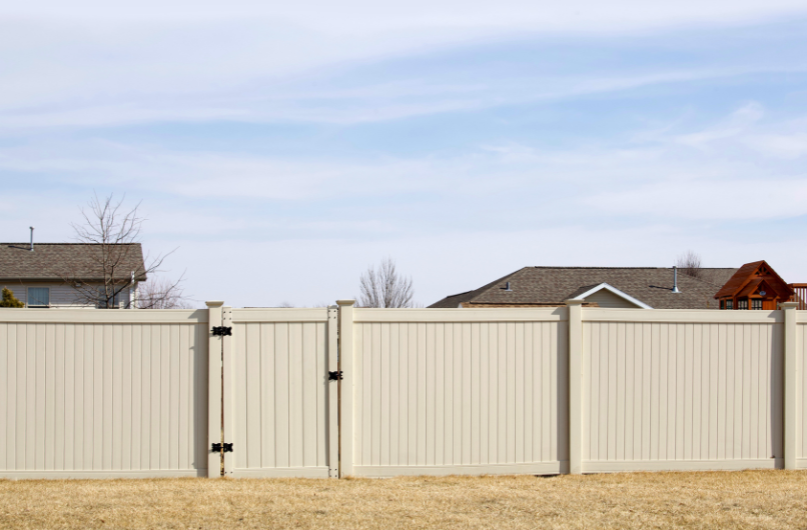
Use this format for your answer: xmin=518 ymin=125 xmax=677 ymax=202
xmin=568 ymin=282 xmax=652 ymax=309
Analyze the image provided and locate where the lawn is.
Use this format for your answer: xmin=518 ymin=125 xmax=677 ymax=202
xmin=1 ymin=470 xmax=806 ymax=529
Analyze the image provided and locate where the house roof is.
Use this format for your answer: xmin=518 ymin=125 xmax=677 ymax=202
xmin=0 ymin=243 xmax=147 ymax=282
xmin=428 ymin=266 xmax=739 ymax=309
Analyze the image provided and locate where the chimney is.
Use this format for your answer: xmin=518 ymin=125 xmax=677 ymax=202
xmin=29 ymin=227 xmax=34 ymax=251
xmin=672 ymin=265 xmax=681 ymax=294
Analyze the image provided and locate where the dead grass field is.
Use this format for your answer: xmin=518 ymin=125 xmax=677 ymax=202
xmin=1 ymin=470 xmax=806 ymax=529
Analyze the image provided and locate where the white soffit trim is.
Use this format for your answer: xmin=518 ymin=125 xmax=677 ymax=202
xmin=569 ymin=283 xmax=653 ymax=309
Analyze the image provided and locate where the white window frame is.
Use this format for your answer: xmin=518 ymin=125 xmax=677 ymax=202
xmin=27 ymin=287 xmax=50 ymax=308
xmin=567 ymin=282 xmax=653 ymax=309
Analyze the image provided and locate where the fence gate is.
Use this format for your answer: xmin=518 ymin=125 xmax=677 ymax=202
xmin=213 ymin=306 xmax=339 ymax=478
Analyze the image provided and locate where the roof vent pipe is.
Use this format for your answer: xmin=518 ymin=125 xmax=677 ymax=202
xmin=29 ymin=227 xmax=34 ymax=252
xmin=504 ymin=282 xmax=512 ymax=291
xmin=672 ymin=265 xmax=681 ymax=294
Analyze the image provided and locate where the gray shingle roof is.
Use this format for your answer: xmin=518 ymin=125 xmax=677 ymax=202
xmin=0 ymin=243 xmax=147 ymax=282
xmin=429 ymin=267 xmax=738 ymax=309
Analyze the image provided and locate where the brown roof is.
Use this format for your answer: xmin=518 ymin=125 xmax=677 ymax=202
xmin=714 ymin=260 xmax=792 ymax=300
xmin=0 ymin=243 xmax=147 ymax=282
xmin=429 ymin=267 xmax=738 ymax=310
xmin=714 ymin=261 xmax=764 ymax=299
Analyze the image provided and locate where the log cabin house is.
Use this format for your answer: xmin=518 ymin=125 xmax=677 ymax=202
xmin=714 ymin=260 xmax=798 ymax=310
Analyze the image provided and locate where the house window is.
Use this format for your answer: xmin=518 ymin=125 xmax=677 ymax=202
xmin=96 ymin=287 xmax=130 ymax=309
xmin=737 ymin=298 xmax=748 ymax=310
xmin=726 ymin=300 xmax=733 ymax=310
xmin=27 ymin=287 xmax=50 ymax=308
xmin=752 ymin=299 xmax=763 ymax=310
xmin=720 ymin=300 xmax=725 ymax=310
xmin=97 ymin=291 xmax=122 ymax=309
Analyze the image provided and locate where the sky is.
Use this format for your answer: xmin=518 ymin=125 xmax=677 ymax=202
xmin=1 ymin=1 xmax=807 ymax=308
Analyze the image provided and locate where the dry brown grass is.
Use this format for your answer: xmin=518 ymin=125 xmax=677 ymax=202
xmin=2 ymin=470 xmax=807 ymax=529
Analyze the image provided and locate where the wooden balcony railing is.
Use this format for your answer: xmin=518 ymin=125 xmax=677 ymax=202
xmin=789 ymin=283 xmax=807 ymax=310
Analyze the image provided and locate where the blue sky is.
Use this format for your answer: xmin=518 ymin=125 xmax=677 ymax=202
xmin=1 ymin=1 xmax=807 ymax=307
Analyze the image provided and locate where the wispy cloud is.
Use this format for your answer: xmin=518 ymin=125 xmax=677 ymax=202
xmin=2 ymin=8 xmax=807 ymax=306
xmin=2 ymin=14 xmax=807 ymax=131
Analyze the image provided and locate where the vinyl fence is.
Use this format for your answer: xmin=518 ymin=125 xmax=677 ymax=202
xmin=341 ymin=306 xmax=569 ymax=477
xmin=225 ymin=307 xmax=338 ymax=478
xmin=1 ymin=301 xmax=805 ymax=479
xmin=0 ymin=309 xmax=210 ymax=478
xmin=580 ymin=309 xmax=783 ymax=472
xmin=340 ymin=301 xmax=806 ymax=476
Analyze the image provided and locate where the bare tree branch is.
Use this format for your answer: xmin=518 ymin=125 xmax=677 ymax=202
xmin=676 ymin=250 xmax=703 ymax=279
xmin=59 ymin=192 xmax=184 ymax=308
xmin=358 ymin=258 xmax=415 ymax=308
xmin=137 ymin=275 xmax=191 ymax=309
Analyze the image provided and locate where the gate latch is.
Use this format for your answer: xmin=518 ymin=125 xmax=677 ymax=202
xmin=212 ymin=326 xmax=232 ymax=336
xmin=328 ymin=371 xmax=343 ymax=381
xmin=211 ymin=442 xmax=233 ymax=453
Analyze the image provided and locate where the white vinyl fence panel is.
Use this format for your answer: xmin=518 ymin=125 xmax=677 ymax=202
xmin=346 ymin=309 xmax=568 ymax=477
xmin=228 ymin=309 xmax=336 ymax=478
xmin=0 ymin=310 xmax=209 ymax=478
xmin=582 ymin=310 xmax=783 ymax=472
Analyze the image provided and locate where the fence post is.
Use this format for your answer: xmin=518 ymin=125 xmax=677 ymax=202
xmin=566 ymin=299 xmax=584 ymax=475
xmin=337 ymin=299 xmax=355 ymax=477
xmin=782 ymin=301 xmax=799 ymax=470
xmin=205 ymin=301 xmax=224 ymax=478
xmin=221 ymin=306 xmax=235 ymax=476
xmin=327 ymin=305 xmax=340 ymax=478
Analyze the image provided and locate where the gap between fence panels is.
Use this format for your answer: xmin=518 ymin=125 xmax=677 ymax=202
xmin=0 ymin=301 xmax=802 ymax=479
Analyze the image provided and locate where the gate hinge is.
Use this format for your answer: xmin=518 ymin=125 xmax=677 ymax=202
xmin=212 ymin=326 xmax=232 ymax=336
xmin=211 ymin=442 xmax=233 ymax=453
xmin=328 ymin=371 xmax=343 ymax=381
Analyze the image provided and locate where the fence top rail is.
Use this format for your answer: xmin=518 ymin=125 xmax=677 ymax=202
xmin=231 ymin=308 xmax=329 ymax=323
xmin=0 ymin=308 xmax=209 ymax=324
xmin=353 ymin=307 xmax=567 ymax=323
xmin=796 ymin=311 xmax=807 ymax=324
xmin=583 ymin=307 xmax=784 ymax=324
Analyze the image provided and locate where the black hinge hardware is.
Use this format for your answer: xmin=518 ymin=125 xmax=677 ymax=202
xmin=328 ymin=371 xmax=343 ymax=381
xmin=212 ymin=326 xmax=232 ymax=336
xmin=211 ymin=442 xmax=233 ymax=453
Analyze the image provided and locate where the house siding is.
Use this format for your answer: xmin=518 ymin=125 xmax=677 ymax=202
xmin=1 ymin=282 xmax=132 ymax=308
xmin=583 ymin=289 xmax=641 ymax=309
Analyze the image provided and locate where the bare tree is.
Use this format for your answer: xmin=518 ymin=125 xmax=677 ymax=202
xmin=676 ymin=250 xmax=703 ymax=279
xmin=358 ymin=258 xmax=415 ymax=308
xmin=61 ymin=193 xmax=183 ymax=308
xmin=137 ymin=275 xmax=191 ymax=309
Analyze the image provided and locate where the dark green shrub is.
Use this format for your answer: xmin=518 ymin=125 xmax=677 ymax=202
xmin=0 ymin=287 xmax=24 ymax=308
